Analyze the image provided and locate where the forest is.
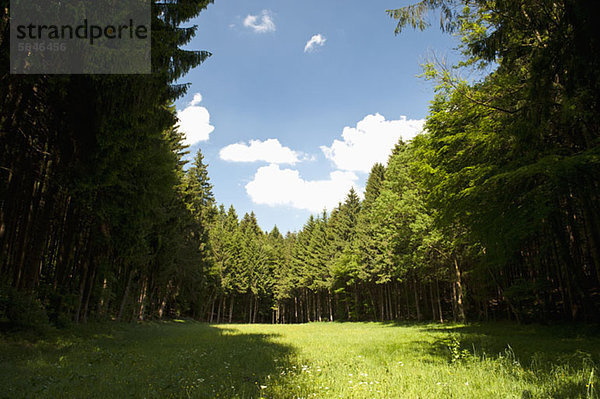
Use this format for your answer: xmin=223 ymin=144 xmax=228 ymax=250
xmin=1 ymin=0 xmax=600 ymax=332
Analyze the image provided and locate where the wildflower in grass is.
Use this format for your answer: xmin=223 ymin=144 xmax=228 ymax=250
xmin=260 ymin=385 xmax=267 ymax=389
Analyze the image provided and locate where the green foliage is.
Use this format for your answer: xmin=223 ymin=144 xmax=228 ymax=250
xmin=381 ymin=0 xmax=600 ymax=322
xmin=386 ymin=0 xmax=458 ymax=34
xmin=2 ymin=0 xmax=600 ymax=329
xmin=0 ymin=283 xmax=50 ymax=333
xmin=0 ymin=0 xmax=217 ymax=324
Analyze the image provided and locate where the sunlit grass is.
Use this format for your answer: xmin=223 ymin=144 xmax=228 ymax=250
xmin=1 ymin=321 xmax=598 ymax=398
xmin=234 ymin=322 xmax=599 ymax=398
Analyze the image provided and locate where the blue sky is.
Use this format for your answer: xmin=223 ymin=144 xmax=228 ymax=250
xmin=174 ymin=0 xmax=460 ymax=234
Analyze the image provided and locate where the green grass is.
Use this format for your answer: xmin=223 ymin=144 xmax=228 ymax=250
xmin=1 ymin=321 xmax=599 ymax=398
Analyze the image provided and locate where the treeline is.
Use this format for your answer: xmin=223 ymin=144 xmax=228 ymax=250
xmin=202 ymin=0 xmax=600 ymax=324
xmin=0 ymin=0 xmax=218 ymax=327
xmin=2 ymin=0 xmax=600 ymax=328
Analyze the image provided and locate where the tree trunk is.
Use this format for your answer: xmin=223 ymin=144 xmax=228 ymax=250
xmin=252 ymin=295 xmax=258 ymax=323
xmin=216 ymin=294 xmax=223 ymax=323
xmin=328 ymin=291 xmax=333 ymax=321
xmin=413 ymin=278 xmax=421 ymax=321
xmin=158 ymin=292 xmax=168 ymax=319
xmin=74 ymin=259 xmax=89 ymax=324
xmin=82 ymin=265 xmax=97 ymax=323
xmin=248 ymin=293 xmax=253 ymax=323
xmin=404 ymin=283 xmax=411 ymax=320
xmin=97 ymin=277 xmax=108 ymax=318
xmin=117 ymin=269 xmax=134 ymax=322
xmin=454 ymin=258 xmax=466 ymax=322
xmin=229 ymin=295 xmax=234 ymax=323
xmin=294 ymin=296 xmax=298 ymax=323
xmin=429 ymin=283 xmax=436 ymax=322
xmin=436 ymin=279 xmax=444 ymax=323
xmin=317 ymin=292 xmax=322 ymax=322
xmin=137 ymin=277 xmax=147 ymax=321
xmin=221 ymin=295 xmax=227 ymax=323
xmin=209 ymin=295 xmax=215 ymax=323
xmin=379 ymin=285 xmax=385 ymax=321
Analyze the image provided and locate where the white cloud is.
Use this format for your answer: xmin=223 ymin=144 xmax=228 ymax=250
xmin=304 ymin=34 xmax=326 ymax=53
xmin=190 ymin=93 xmax=203 ymax=106
xmin=320 ymin=113 xmax=425 ymax=173
xmin=243 ymin=10 xmax=276 ymax=33
xmin=246 ymin=164 xmax=361 ymax=212
xmin=176 ymin=93 xmax=215 ymax=146
xmin=220 ymin=139 xmax=301 ymax=165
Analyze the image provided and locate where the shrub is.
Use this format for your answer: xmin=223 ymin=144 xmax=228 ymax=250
xmin=0 ymin=283 xmax=51 ymax=333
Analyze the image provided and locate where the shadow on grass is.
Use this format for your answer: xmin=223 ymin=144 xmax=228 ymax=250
xmin=376 ymin=320 xmax=600 ymax=394
xmin=418 ymin=321 xmax=600 ymax=364
xmin=415 ymin=322 xmax=600 ymax=398
xmin=0 ymin=321 xmax=296 ymax=398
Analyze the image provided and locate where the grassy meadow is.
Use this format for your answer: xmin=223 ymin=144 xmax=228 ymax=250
xmin=1 ymin=321 xmax=599 ymax=398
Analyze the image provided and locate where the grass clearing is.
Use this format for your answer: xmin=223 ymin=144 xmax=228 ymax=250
xmin=1 ymin=321 xmax=599 ymax=398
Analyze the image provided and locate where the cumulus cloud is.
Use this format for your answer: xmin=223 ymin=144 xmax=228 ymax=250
xmin=189 ymin=93 xmax=203 ymax=106
xmin=220 ymin=139 xmax=301 ymax=165
xmin=177 ymin=93 xmax=215 ymax=146
xmin=243 ymin=10 xmax=276 ymax=33
xmin=304 ymin=34 xmax=326 ymax=52
xmin=245 ymin=164 xmax=360 ymax=212
xmin=320 ymin=113 xmax=424 ymax=173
